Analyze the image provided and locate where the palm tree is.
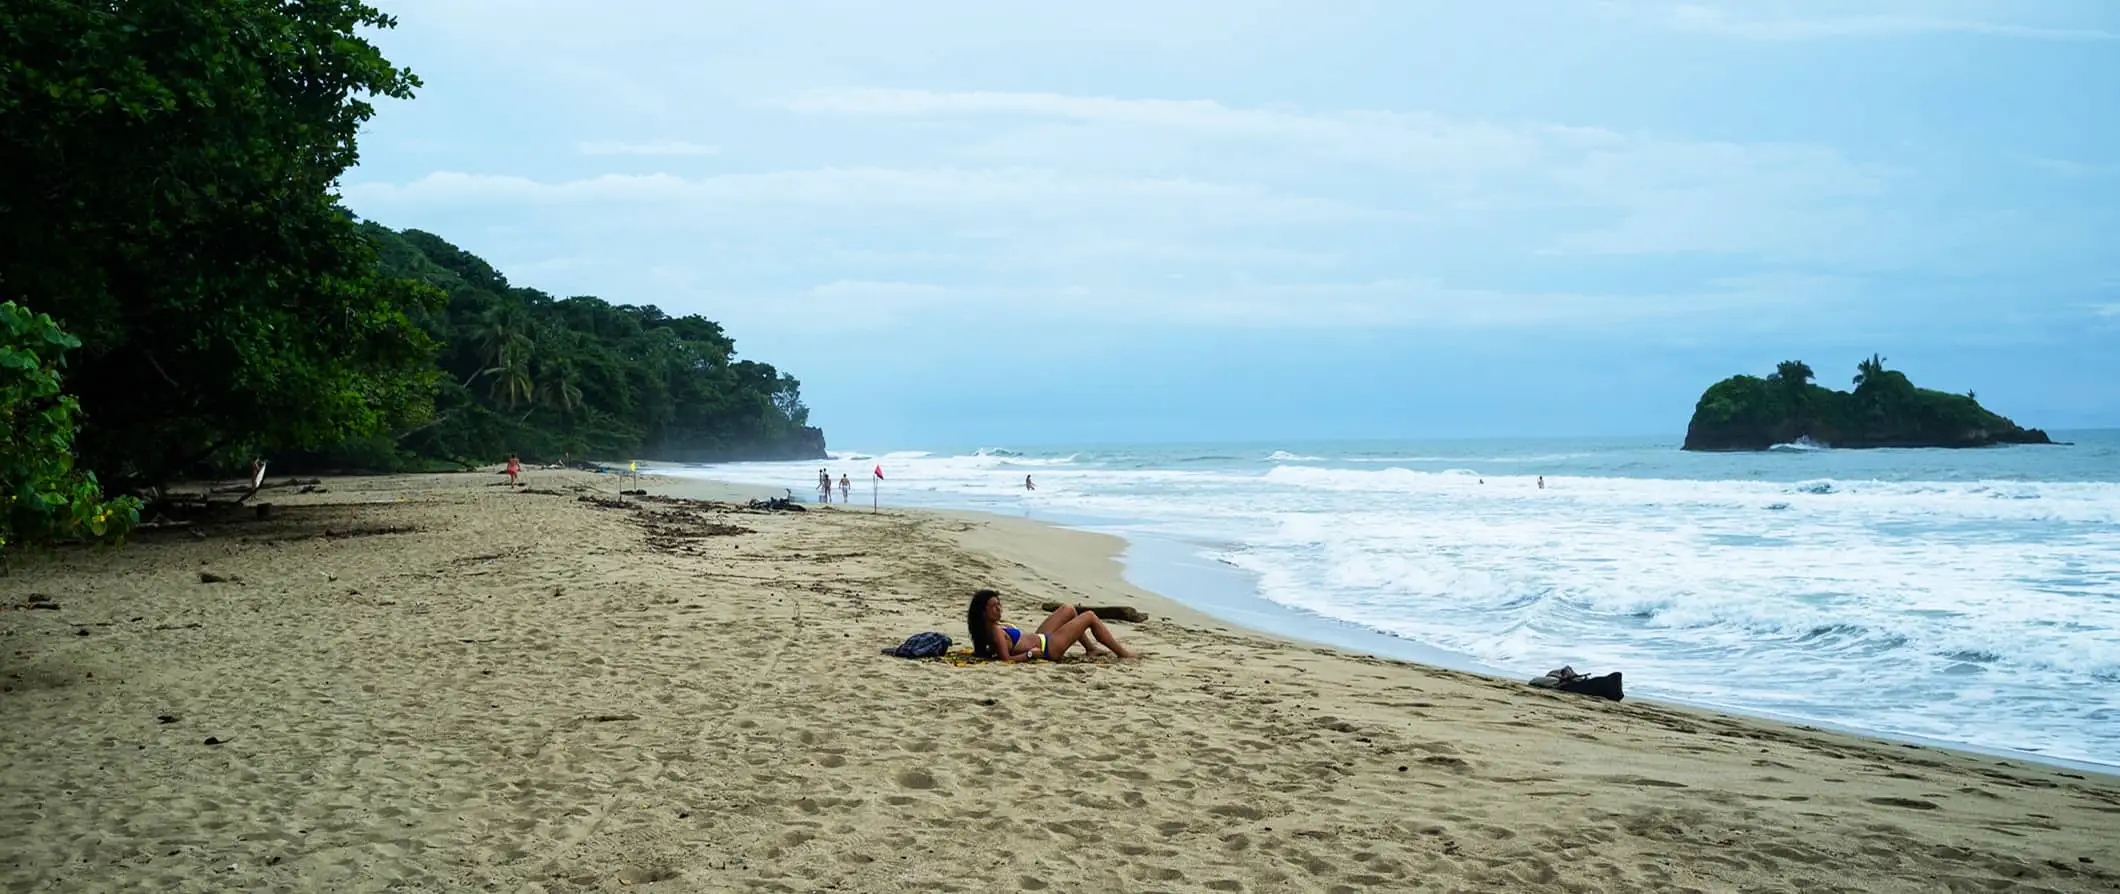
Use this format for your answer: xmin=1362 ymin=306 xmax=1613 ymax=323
xmin=1853 ymin=353 xmax=1887 ymax=389
xmin=487 ymin=351 xmax=535 ymax=409
xmin=537 ymin=357 xmax=585 ymax=417
xmin=474 ymin=304 xmax=536 ymax=408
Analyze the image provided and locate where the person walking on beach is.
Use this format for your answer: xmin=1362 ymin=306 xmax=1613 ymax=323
xmin=818 ymin=468 xmax=832 ymax=503
xmin=505 ymin=454 xmax=521 ymax=486
xmin=839 ymin=473 xmax=852 ymax=502
xmin=1025 ymin=474 xmax=1035 ymax=491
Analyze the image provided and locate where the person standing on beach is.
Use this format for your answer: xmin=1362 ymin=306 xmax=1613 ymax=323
xmin=838 ymin=473 xmax=852 ymax=502
xmin=818 ymin=468 xmax=832 ymax=503
xmin=1537 ymin=475 xmax=1545 ymax=490
xmin=1025 ymin=474 xmax=1035 ymax=491
xmin=506 ymin=454 xmax=521 ymax=486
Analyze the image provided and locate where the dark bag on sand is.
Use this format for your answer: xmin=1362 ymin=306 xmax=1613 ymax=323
xmin=882 ymin=632 xmax=952 ymax=659
xmin=1529 ymin=666 xmax=1625 ymax=701
xmin=1557 ymin=672 xmax=1624 ymax=701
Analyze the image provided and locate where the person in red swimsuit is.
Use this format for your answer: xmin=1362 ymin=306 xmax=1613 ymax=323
xmin=505 ymin=454 xmax=521 ymax=486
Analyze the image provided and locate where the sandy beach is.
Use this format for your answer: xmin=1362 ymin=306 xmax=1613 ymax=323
xmin=2 ymin=470 xmax=2115 ymax=893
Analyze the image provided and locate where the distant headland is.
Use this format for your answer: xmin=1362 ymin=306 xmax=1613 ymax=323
xmin=1682 ymin=355 xmax=2054 ymax=452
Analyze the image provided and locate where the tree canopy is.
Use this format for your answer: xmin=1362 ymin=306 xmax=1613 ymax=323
xmin=296 ymin=225 xmax=823 ymax=471
xmin=0 ymin=0 xmax=824 ymax=497
xmin=0 ymin=0 xmax=438 ymax=487
xmin=1683 ymin=357 xmax=2050 ymax=451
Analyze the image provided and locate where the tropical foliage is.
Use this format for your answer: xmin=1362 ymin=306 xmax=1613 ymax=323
xmin=287 ymin=226 xmax=823 ymax=471
xmin=0 ymin=0 xmax=824 ymax=495
xmin=0 ymin=0 xmax=440 ymax=488
xmin=1683 ymin=357 xmax=2050 ymax=451
xmin=1 ymin=302 xmax=141 ymax=563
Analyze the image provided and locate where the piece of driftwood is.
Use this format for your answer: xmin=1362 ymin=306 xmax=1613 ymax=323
xmin=133 ymin=520 xmax=197 ymax=531
xmin=1039 ymin=602 xmax=1147 ymax=623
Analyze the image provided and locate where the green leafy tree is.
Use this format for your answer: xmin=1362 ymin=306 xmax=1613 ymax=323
xmin=0 ymin=0 xmax=437 ymax=488
xmin=1 ymin=302 xmax=141 ymax=563
xmin=1769 ymin=359 xmax=1815 ymax=410
xmin=348 ymin=227 xmax=826 ymax=468
xmin=1771 ymin=360 xmax=1815 ymax=388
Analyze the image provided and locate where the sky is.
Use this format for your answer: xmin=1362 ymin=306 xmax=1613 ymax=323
xmin=341 ymin=0 xmax=2120 ymax=447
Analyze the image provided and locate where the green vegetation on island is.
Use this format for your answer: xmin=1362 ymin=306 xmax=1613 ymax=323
xmin=1683 ymin=356 xmax=2052 ymax=451
xmin=1 ymin=0 xmax=820 ymax=558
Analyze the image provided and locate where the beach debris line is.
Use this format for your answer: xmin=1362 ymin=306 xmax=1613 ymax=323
xmin=1039 ymin=601 xmax=1147 ymax=623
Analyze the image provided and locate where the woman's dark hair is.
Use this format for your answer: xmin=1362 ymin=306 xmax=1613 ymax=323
xmin=967 ymin=589 xmax=1001 ymax=658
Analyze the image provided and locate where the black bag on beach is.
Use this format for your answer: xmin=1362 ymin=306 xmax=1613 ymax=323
xmin=882 ymin=632 xmax=952 ymax=659
xmin=1556 ymin=671 xmax=1624 ymax=701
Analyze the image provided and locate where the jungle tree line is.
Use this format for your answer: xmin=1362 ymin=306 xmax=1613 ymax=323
xmin=1 ymin=0 xmax=821 ymax=555
xmin=325 ymin=224 xmax=822 ymax=471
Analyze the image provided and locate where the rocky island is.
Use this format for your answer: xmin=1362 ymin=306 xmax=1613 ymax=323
xmin=1683 ymin=356 xmax=2053 ymax=451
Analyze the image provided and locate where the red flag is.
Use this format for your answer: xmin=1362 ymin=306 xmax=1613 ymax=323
xmin=873 ymin=464 xmax=884 ymax=480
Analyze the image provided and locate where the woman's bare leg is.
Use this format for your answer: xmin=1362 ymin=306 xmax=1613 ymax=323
xmin=1035 ymin=604 xmax=1076 ymax=634
xmin=1050 ymin=611 xmax=1136 ymax=659
xmin=1037 ymin=604 xmax=1111 ymax=656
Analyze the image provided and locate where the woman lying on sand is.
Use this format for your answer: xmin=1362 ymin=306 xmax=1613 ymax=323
xmin=967 ymin=589 xmax=1137 ymax=661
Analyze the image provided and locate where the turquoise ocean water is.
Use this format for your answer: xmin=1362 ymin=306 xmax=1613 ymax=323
xmin=672 ymin=431 xmax=2120 ymax=768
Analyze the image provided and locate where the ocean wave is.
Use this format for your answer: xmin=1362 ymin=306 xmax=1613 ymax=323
xmin=1266 ymin=450 xmax=1324 ymax=462
xmin=667 ymin=434 xmax=2120 ymax=765
xmin=1345 ymin=452 xmax=1590 ymax=464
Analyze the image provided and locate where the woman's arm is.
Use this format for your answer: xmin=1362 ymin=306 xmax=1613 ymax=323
xmin=990 ymin=623 xmax=1030 ymax=662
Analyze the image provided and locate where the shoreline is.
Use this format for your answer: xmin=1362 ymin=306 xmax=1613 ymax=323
xmin=1106 ymin=526 xmax=2120 ymax=777
xmin=4 ymin=469 xmax=2115 ymax=892
xmin=665 ymin=468 xmax=2120 ymax=777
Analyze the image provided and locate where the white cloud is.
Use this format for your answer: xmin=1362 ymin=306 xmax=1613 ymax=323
xmin=1668 ymin=4 xmax=2120 ymax=41
xmin=343 ymin=167 xmax=1401 ymax=227
xmin=780 ymin=88 xmax=1565 ymax=174
xmin=774 ymin=88 xmax=1909 ymax=264
xmin=577 ymin=140 xmax=721 ymax=157
xmin=747 ymin=272 xmax=1842 ymax=333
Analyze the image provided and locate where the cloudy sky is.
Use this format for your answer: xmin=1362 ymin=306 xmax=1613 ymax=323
xmin=343 ymin=0 xmax=2119 ymax=447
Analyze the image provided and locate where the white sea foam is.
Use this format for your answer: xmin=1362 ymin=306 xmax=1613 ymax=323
xmin=676 ymin=443 xmax=2120 ymax=765
xmin=1769 ymin=436 xmax=1827 ymax=452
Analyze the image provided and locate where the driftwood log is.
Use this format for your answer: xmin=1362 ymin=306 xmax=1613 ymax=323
xmin=1039 ymin=602 xmax=1147 ymax=623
